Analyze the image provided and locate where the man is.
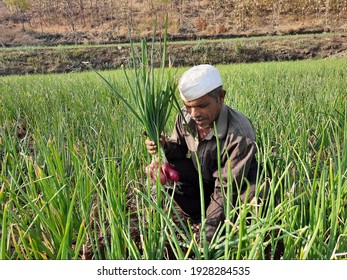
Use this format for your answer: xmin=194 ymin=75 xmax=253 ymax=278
xmin=145 ymin=64 xmax=259 ymax=241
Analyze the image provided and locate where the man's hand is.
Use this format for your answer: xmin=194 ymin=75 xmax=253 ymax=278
xmin=145 ymin=136 xmax=166 ymax=155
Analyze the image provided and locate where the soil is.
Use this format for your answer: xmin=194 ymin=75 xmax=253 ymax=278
xmin=1 ymin=32 xmax=347 ymax=76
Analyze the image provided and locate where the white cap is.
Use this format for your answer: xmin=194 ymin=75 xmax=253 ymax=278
xmin=178 ymin=64 xmax=222 ymax=102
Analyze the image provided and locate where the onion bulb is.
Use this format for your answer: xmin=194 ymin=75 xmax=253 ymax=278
xmin=145 ymin=157 xmax=180 ymax=184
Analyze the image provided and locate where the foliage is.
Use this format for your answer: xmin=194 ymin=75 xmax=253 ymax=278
xmin=0 ymin=58 xmax=346 ymax=260
xmin=89 ymin=17 xmax=176 ymax=146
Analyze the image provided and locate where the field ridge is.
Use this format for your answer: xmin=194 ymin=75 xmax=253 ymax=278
xmin=1 ymin=33 xmax=347 ymax=76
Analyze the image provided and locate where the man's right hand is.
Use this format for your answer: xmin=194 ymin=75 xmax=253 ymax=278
xmin=145 ymin=136 xmax=166 ymax=155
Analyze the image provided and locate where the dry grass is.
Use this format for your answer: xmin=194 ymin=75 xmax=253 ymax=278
xmin=1 ymin=0 xmax=347 ymax=40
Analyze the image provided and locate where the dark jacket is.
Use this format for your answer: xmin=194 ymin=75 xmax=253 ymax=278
xmin=165 ymin=104 xmax=258 ymax=239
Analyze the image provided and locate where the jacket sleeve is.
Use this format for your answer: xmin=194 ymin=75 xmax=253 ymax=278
xmin=205 ymin=134 xmax=256 ymax=240
xmin=164 ymin=113 xmax=189 ymax=160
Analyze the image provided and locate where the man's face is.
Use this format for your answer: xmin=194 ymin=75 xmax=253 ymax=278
xmin=183 ymin=91 xmax=224 ymax=129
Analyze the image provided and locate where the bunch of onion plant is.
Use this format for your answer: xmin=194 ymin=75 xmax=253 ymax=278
xmin=88 ymin=17 xmax=179 ymax=186
xmin=86 ymin=17 xmax=189 ymax=259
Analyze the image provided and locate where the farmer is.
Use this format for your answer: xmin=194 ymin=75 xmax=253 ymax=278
xmin=145 ymin=64 xmax=259 ymax=241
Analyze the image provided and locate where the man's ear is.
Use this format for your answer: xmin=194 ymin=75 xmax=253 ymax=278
xmin=219 ymin=90 xmax=226 ymax=102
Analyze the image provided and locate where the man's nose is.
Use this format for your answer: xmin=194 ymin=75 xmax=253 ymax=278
xmin=190 ymin=107 xmax=199 ymax=118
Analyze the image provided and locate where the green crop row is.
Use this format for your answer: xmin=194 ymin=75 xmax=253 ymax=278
xmin=0 ymin=58 xmax=346 ymax=259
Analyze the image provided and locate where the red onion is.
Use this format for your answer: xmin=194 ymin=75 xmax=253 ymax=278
xmin=161 ymin=162 xmax=180 ymax=182
xmin=145 ymin=158 xmax=180 ymax=184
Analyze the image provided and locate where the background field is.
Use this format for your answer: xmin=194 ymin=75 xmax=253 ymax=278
xmin=0 ymin=58 xmax=346 ymax=259
xmin=1 ymin=1 xmax=347 ymax=76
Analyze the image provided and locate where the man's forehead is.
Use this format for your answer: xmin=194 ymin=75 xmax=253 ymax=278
xmin=183 ymin=94 xmax=211 ymax=106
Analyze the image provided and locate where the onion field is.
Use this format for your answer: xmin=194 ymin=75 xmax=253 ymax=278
xmin=0 ymin=58 xmax=346 ymax=260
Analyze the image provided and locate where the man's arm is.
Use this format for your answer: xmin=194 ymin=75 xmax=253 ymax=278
xmin=205 ymin=134 xmax=257 ymax=241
